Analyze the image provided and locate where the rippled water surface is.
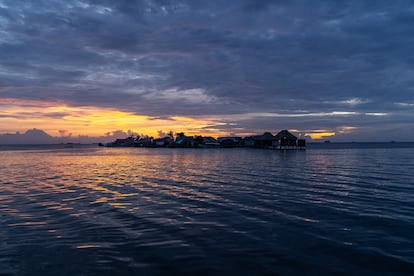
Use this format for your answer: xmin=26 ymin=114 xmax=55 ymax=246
xmin=1 ymin=145 xmax=414 ymax=275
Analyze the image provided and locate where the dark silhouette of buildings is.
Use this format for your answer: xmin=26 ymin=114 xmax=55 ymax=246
xmin=105 ymin=130 xmax=305 ymax=150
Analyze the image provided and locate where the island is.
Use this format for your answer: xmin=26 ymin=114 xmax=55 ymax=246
xmin=104 ymin=130 xmax=306 ymax=150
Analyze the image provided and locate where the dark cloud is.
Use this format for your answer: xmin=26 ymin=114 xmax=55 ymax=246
xmin=1 ymin=0 xmax=414 ymax=140
xmin=0 ymin=111 xmax=70 ymax=119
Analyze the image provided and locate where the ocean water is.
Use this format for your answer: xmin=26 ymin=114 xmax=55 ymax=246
xmin=1 ymin=144 xmax=413 ymax=275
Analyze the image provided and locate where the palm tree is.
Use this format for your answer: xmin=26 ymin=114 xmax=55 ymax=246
xmin=167 ymin=130 xmax=175 ymax=140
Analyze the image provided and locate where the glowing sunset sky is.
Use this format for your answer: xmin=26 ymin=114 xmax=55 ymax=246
xmin=1 ymin=0 xmax=413 ymax=142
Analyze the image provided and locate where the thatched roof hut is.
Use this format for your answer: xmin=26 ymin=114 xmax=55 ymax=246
xmin=275 ymin=130 xmax=297 ymax=141
xmin=275 ymin=130 xmax=297 ymax=147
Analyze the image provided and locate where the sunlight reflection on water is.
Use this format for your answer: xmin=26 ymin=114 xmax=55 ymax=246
xmin=1 ymin=146 xmax=414 ymax=274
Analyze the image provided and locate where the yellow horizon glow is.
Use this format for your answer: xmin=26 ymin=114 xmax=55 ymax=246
xmin=0 ymin=99 xmax=229 ymax=137
xmin=305 ymin=131 xmax=336 ymax=140
xmin=1 ymin=99 xmax=360 ymax=140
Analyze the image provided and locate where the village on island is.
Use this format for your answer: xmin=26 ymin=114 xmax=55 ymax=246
xmin=103 ymin=129 xmax=306 ymax=150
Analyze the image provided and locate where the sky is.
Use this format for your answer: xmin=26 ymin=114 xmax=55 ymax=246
xmin=0 ymin=0 xmax=413 ymax=142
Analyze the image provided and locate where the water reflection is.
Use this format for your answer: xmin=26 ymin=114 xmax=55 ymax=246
xmin=1 ymin=147 xmax=413 ymax=274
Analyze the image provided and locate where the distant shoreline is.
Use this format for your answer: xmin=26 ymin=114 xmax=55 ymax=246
xmin=1 ymin=141 xmax=414 ymax=151
xmin=1 ymin=141 xmax=414 ymax=145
